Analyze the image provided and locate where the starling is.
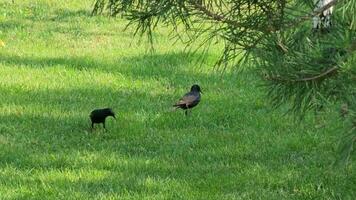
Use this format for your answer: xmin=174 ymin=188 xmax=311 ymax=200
xmin=173 ymin=84 xmax=202 ymax=115
xmin=89 ymin=108 xmax=116 ymax=130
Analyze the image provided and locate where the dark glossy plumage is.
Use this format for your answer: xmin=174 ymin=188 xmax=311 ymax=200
xmin=173 ymin=84 xmax=202 ymax=115
xmin=89 ymin=108 xmax=116 ymax=130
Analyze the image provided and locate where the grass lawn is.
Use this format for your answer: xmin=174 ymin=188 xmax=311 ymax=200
xmin=0 ymin=0 xmax=355 ymax=199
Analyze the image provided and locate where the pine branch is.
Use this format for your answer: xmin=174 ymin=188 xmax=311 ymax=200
xmin=267 ymin=66 xmax=339 ymax=82
xmin=188 ymin=0 xmax=241 ymax=27
xmin=299 ymin=66 xmax=338 ymax=81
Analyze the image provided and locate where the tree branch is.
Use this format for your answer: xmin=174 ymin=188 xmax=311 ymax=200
xmin=188 ymin=1 xmax=242 ymax=27
xmin=267 ymin=66 xmax=339 ymax=82
xmin=298 ymin=66 xmax=338 ymax=81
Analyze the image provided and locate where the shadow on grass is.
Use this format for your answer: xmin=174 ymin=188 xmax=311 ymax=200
xmin=0 ymin=3 xmax=110 ymax=37
xmin=50 ymin=9 xmax=92 ymax=21
xmin=0 ymin=21 xmax=27 ymax=31
xmin=0 ymin=52 xmax=229 ymax=86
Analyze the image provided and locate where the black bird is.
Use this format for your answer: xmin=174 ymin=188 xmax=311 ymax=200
xmin=173 ymin=84 xmax=202 ymax=115
xmin=89 ymin=108 xmax=116 ymax=130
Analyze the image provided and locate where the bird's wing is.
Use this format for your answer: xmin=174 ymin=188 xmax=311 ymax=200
xmin=175 ymin=92 xmax=198 ymax=106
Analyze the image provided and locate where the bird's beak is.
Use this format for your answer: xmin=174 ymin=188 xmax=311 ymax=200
xmin=113 ymin=115 xmax=116 ymax=119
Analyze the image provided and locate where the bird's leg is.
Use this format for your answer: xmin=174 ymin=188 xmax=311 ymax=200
xmin=103 ymin=122 xmax=107 ymax=131
xmin=187 ymin=109 xmax=192 ymax=116
xmin=91 ymin=122 xmax=94 ymax=130
xmin=185 ymin=109 xmax=193 ymax=116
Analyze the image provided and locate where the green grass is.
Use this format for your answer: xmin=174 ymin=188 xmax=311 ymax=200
xmin=0 ymin=0 xmax=355 ymax=199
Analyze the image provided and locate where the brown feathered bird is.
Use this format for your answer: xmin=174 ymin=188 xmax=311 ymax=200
xmin=173 ymin=84 xmax=202 ymax=115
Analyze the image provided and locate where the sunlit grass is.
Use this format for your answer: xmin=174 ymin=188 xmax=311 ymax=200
xmin=0 ymin=0 xmax=355 ymax=199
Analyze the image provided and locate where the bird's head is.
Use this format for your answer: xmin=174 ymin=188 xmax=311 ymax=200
xmin=191 ymin=84 xmax=202 ymax=93
xmin=105 ymin=108 xmax=116 ymax=119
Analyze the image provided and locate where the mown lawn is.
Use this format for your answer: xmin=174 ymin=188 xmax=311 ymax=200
xmin=0 ymin=0 xmax=355 ymax=199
